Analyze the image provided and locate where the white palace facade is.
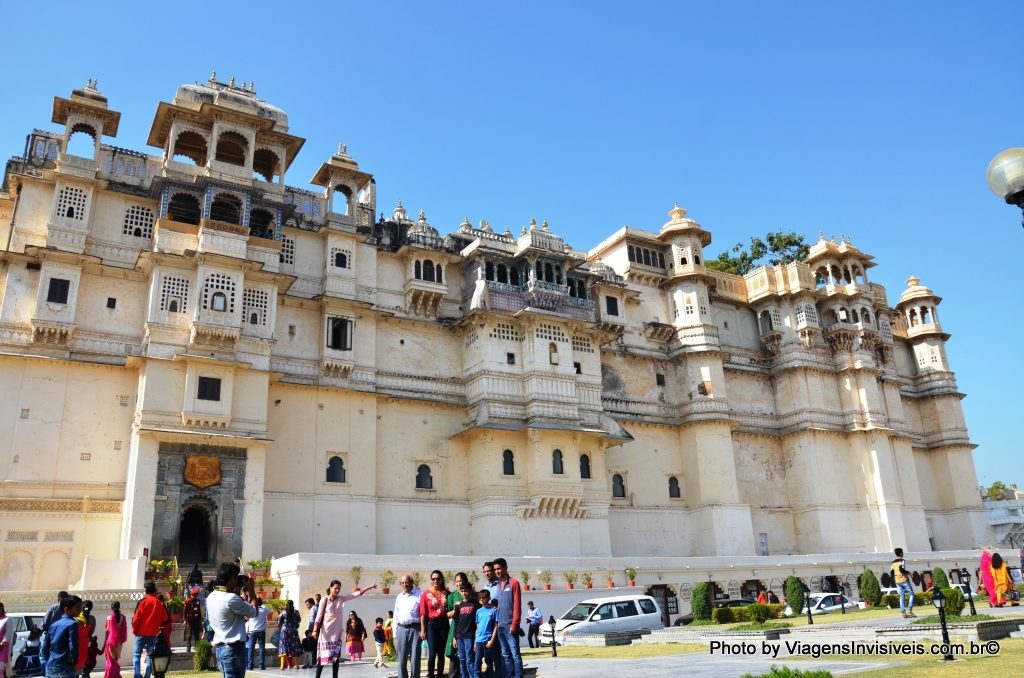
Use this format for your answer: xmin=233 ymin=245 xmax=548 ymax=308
xmin=0 ymin=78 xmax=991 ymax=592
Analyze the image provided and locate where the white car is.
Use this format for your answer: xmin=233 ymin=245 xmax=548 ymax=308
xmin=801 ymin=593 xmax=859 ymax=615
xmin=2 ymin=612 xmax=45 ymax=676
xmin=539 ymin=595 xmax=662 ymax=645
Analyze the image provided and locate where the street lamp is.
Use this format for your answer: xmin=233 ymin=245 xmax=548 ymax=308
xmin=802 ymin=582 xmax=813 ymax=625
xmin=960 ymin=567 xmax=977 ymax=616
xmin=840 ymin=583 xmax=847 ymax=615
xmin=986 ymin=147 xmax=1024 ymax=227
xmin=150 ymin=634 xmax=173 ymax=678
xmin=931 ymin=587 xmax=954 ymax=661
xmin=548 ymin=615 xmax=557 ymax=657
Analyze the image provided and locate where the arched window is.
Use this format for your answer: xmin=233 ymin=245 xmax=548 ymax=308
xmin=850 ymin=308 xmax=860 ymax=323
xmin=579 ymin=454 xmax=591 ymax=479
xmin=815 ymin=267 xmax=828 ymax=287
xmin=435 ymin=265 xmax=443 ymax=284
xmin=249 ymin=208 xmax=275 ymax=239
xmin=694 ymin=254 xmax=701 ymax=265
xmin=861 ymin=309 xmax=872 ymax=326
xmin=249 ymin=312 xmax=259 ymax=325
xmin=485 ymin=261 xmax=494 ymax=281
xmin=168 ymin=193 xmax=201 ymax=225
xmin=172 ymin=130 xmax=208 ymax=166
xmin=334 ymin=252 xmax=348 ymax=268
xmin=326 ymin=456 xmax=346 ymax=483
xmin=535 ymin=261 xmax=542 ymax=281
xmin=66 ymin=123 xmax=96 ymax=158
xmin=253 ymin=148 xmax=281 ymax=182
xmin=758 ymin=311 xmax=773 ymax=334
xmin=510 ymin=266 xmax=520 ymax=286
xmin=627 ymin=244 xmax=636 ymax=262
xmin=496 ymin=264 xmax=507 ymax=284
xmin=168 ymin=299 xmax=179 ymax=313
xmin=921 ymin=307 xmax=932 ymax=324
xmin=544 ymin=263 xmax=554 ymax=283
xmin=210 ymin=193 xmax=242 ymax=225
xmin=424 ymin=260 xmax=436 ymax=282
xmin=214 ymin=130 xmax=248 ymax=167
xmin=211 ymin=291 xmax=228 ymax=312
xmin=549 ymin=342 xmax=559 ymax=365
xmin=908 ymin=309 xmax=919 ymax=327
xmin=552 ymin=449 xmax=564 ymax=475
xmin=415 ymin=464 xmax=433 ymax=490
xmin=612 ymin=473 xmax=626 ymax=498
xmin=668 ymin=476 xmax=681 ymax=498
xmin=415 ymin=260 xmax=422 ymax=279
xmin=555 ymin=266 xmax=562 ymax=284
xmin=680 ymin=254 xmax=688 ymax=265
xmin=502 ymin=450 xmax=515 ymax=476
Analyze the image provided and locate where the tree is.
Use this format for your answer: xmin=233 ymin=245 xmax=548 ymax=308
xmin=705 ymin=230 xmax=810 ymax=276
xmin=985 ymin=481 xmax=1014 ymax=500
xmin=691 ymin=582 xmax=712 ymax=620
xmin=784 ymin=576 xmax=805 ymax=616
xmin=859 ymin=568 xmax=882 ymax=606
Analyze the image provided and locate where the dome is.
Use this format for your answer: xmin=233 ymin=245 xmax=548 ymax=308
xmin=897 ymin=275 xmax=939 ymax=305
xmin=407 ymin=209 xmax=439 ymax=238
xmin=175 ymin=77 xmax=290 ymax=132
xmin=588 ymin=260 xmax=616 ymax=280
xmin=391 ymin=201 xmax=411 ymax=223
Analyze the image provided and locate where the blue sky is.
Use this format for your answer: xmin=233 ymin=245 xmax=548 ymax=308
xmin=2 ymin=1 xmax=1019 ymax=490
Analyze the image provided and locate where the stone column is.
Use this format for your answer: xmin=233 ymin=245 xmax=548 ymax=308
xmin=119 ymin=432 xmax=160 ymax=559
xmin=241 ymin=443 xmax=266 ymax=563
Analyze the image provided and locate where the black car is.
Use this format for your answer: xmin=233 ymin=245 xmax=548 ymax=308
xmin=674 ymin=598 xmax=756 ymax=626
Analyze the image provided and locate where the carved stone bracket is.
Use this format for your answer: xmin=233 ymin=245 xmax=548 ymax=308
xmin=31 ymin=319 xmax=75 ymax=345
xmin=825 ymin=326 xmax=856 ymax=354
xmin=320 ymin=356 xmax=354 ymax=379
xmin=643 ymin=321 xmax=676 ymax=343
xmin=760 ymin=330 xmax=783 ymax=355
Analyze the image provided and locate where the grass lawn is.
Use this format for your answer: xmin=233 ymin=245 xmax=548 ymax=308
xmin=784 ymin=637 xmax=1024 ymax=677
xmin=709 ymin=606 xmax=923 ymax=630
xmin=520 ymin=643 xmax=705 ymax=659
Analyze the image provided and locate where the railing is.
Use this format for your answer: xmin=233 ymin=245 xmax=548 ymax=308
xmin=566 ymin=297 xmax=594 ymax=308
xmin=486 ymin=281 xmax=525 ymax=293
xmin=517 ymin=229 xmax=565 ymax=252
xmin=528 ymin=279 xmax=569 ymax=294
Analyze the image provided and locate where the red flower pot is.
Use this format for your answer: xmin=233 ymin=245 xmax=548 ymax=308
xmin=543 ymin=584 xmax=552 ymax=591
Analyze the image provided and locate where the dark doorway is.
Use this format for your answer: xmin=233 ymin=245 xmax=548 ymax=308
xmin=646 ymin=585 xmax=675 ymax=627
xmin=179 ymin=506 xmax=212 ymax=563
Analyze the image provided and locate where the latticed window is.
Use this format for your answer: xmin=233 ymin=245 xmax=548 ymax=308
xmin=123 ymin=205 xmax=155 ymax=238
xmin=771 ymin=309 xmax=783 ymax=328
xmin=280 ymin=236 xmax=295 ymax=265
xmin=202 ymin=273 xmax=236 ymax=312
xmin=243 ymin=288 xmax=269 ymax=326
xmin=57 ymin=185 xmax=87 ymax=221
xmin=572 ymin=336 xmax=594 ymax=353
xmin=103 ymin=154 xmax=114 ymax=172
xmin=490 ymin=323 xmax=521 ymax=341
xmin=160 ymin=276 xmax=189 ymax=313
xmin=536 ymin=323 xmax=567 ymax=342
xmin=880 ymin=318 xmax=893 ymax=342
xmin=804 ymin=304 xmax=818 ymax=325
xmin=795 ymin=305 xmax=807 ymax=325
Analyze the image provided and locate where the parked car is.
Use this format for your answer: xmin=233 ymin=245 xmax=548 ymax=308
xmin=797 ymin=593 xmax=858 ymax=615
xmin=673 ymin=598 xmax=756 ymax=626
xmin=2 ymin=612 xmax=44 ymax=676
xmin=539 ymin=595 xmax=662 ymax=645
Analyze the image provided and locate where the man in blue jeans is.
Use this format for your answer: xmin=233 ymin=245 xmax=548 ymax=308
xmin=207 ymin=562 xmax=257 ymax=678
xmin=132 ymin=582 xmax=168 ymax=678
xmin=891 ymin=547 xmax=916 ymax=619
xmin=491 ymin=558 xmax=523 ymax=678
xmin=245 ymin=598 xmax=269 ymax=669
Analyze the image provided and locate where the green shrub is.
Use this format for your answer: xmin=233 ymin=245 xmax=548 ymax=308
xmin=194 ymin=640 xmax=213 ymax=671
xmin=691 ymin=582 xmax=712 ymax=620
xmin=931 ymin=567 xmax=950 ymax=590
xmin=712 ymin=606 xmax=734 ymax=624
xmin=766 ymin=603 xmax=786 ymax=619
xmin=784 ymin=576 xmax=805 ymax=615
xmin=880 ymin=593 xmax=899 ymax=609
xmin=746 ymin=602 xmax=771 ymax=624
xmin=859 ymin=568 xmax=881 ymax=606
xmin=740 ymin=666 xmax=834 ymax=678
xmin=941 ymin=587 xmax=965 ymax=616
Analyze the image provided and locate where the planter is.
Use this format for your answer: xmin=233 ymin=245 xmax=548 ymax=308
xmin=607 ymin=582 xmax=615 ymax=588
xmin=628 ymin=580 xmax=636 ymax=587
xmin=258 ymin=588 xmax=266 ymax=598
xmin=524 ymin=584 xmax=530 ymax=591
xmin=171 ymin=611 xmax=182 ymax=623
xmin=263 ymin=569 xmax=271 ymax=579
xmin=543 ymin=584 xmax=552 ymax=591
xmin=381 ymin=587 xmax=390 ymax=595
xmin=271 ymin=589 xmax=280 ymax=600
xmin=585 ymin=583 xmax=593 ymax=589
xmin=566 ymin=583 xmax=574 ymax=590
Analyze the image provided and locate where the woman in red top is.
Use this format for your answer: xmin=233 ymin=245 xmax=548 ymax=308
xmin=419 ymin=570 xmax=450 ymax=678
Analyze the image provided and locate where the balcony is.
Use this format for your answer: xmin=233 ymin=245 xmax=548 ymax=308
xmin=824 ymin=322 xmax=857 ymax=354
xmin=198 ymin=219 xmax=249 ymax=258
xmin=644 ymin=321 xmax=676 ymax=343
xmin=404 ymin=278 xmax=447 ymax=317
xmin=190 ymin=310 xmax=240 ymax=349
xmin=154 ymin=218 xmax=199 ymax=255
xmin=31 ymin=318 xmax=75 ymax=345
xmin=56 ymin=153 xmax=97 ymax=178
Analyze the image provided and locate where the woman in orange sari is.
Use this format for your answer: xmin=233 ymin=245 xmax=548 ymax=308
xmin=989 ymin=552 xmax=1016 ymax=607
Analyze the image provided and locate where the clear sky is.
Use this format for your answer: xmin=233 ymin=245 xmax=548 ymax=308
xmin=1 ymin=1 xmax=1019 ymax=490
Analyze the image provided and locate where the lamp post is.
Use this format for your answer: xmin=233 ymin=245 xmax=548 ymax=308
xmin=986 ymin=147 xmax=1024 ymax=227
xmin=931 ymin=587 xmax=954 ymax=661
xmin=802 ymin=582 xmax=813 ymax=625
xmin=547 ymin=615 xmax=557 ymax=657
xmin=840 ymin=583 xmax=846 ymax=615
xmin=960 ymin=567 xmax=977 ymax=617
xmin=150 ymin=634 xmax=172 ymax=678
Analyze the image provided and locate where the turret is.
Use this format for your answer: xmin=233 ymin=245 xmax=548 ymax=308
xmin=894 ymin=276 xmax=950 ymax=372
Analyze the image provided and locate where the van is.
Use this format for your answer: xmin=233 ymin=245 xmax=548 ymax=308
xmin=538 ymin=595 xmax=662 ymax=645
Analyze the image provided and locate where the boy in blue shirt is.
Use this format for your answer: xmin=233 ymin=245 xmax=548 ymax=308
xmin=41 ymin=594 xmax=82 ymax=678
xmin=473 ymin=590 xmax=500 ymax=678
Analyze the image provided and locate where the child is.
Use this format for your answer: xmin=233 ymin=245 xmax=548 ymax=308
xmin=82 ymin=637 xmax=99 ymax=678
xmin=474 ymin=590 xmax=499 ymax=678
xmin=372 ymin=618 xmax=386 ymax=668
xmin=41 ymin=594 xmax=83 ymax=678
xmin=300 ymin=629 xmax=317 ymax=669
xmin=452 ymin=582 xmax=480 ymax=678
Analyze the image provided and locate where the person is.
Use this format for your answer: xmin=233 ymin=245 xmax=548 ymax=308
xmin=184 ymin=588 xmax=204 ymax=654
xmin=82 ymin=637 xmax=99 ymax=678
xmin=102 ymin=601 xmax=127 ymax=678
xmin=344 ymin=612 xmax=366 ymax=662
xmin=132 ymin=583 xmax=169 ymax=678
xmin=75 ymin=602 xmax=94 ymax=677
xmin=187 ymin=564 xmax=204 ymax=587
xmin=234 ymin=558 xmax=244 ymax=575
xmin=756 ymin=590 xmax=767 ymax=605
xmin=304 ymin=599 xmax=317 ymax=633
xmin=277 ymin=600 xmax=302 ymax=670
xmin=767 ymin=590 xmax=780 ymax=605
xmin=478 ymin=563 xmax=501 ymax=676
xmin=206 ymin=561 xmax=258 ymax=678
xmin=420 ymin=570 xmax=449 ymax=678
xmin=372 ymin=618 xmax=386 ymax=669
xmin=382 ymin=611 xmax=395 ymax=660
xmin=473 ymin=590 xmax=499 ymax=678
xmin=245 ymin=598 xmax=269 ymax=670
xmin=481 ymin=563 xmax=499 ymax=603
xmin=300 ymin=630 xmax=316 ymax=669
xmin=524 ymin=601 xmax=542 ymax=649
xmin=890 ymin=548 xmax=915 ymax=619
xmin=452 ymin=580 xmax=480 ymax=678
xmin=0 ymin=602 xmax=9 ymax=678
xmin=43 ymin=592 xmax=70 ymax=633
xmin=444 ymin=573 xmax=469 ymax=678
xmin=491 ymin=558 xmax=523 ymax=678
xmin=312 ymin=579 xmax=376 ymax=678
xmin=42 ymin=595 xmax=83 ymax=678
xmin=987 ymin=551 xmax=1018 ymax=607
xmin=393 ymin=575 xmax=422 ymax=678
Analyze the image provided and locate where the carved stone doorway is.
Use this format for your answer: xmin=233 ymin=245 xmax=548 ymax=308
xmin=178 ymin=499 xmax=216 ymax=564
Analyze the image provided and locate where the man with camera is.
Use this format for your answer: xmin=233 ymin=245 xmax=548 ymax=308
xmin=207 ymin=562 xmax=257 ymax=678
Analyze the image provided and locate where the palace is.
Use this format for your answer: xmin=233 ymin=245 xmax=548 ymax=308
xmin=0 ymin=77 xmax=991 ymax=593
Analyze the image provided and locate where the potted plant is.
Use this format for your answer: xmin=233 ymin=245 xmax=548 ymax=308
xmin=166 ymin=596 xmax=184 ymax=623
xmin=145 ymin=559 xmax=160 ymax=581
xmin=563 ymin=570 xmax=578 ymax=590
xmin=162 ymin=559 xmax=174 ymax=577
xmin=350 ymin=565 xmax=363 ymax=591
xmin=625 ymin=566 xmax=638 ymax=586
xmin=256 ymin=577 xmax=267 ymax=597
xmin=605 ymin=568 xmax=615 ymax=588
xmin=582 ymin=571 xmax=593 ymax=589
xmin=247 ymin=559 xmax=261 ymax=575
xmin=520 ymin=570 xmax=531 ymax=591
xmin=539 ymin=570 xmax=553 ymax=591
xmin=264 ymin=598 xmax=287 ymax=621
xmin=380 ymin=570 xmax=396 ymax=595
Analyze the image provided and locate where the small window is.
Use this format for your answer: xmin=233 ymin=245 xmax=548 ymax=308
xmin=573 ymin=362 xmax=582 ymax=375
xmin=326 ymin=456 xmax=346 ymax=483
xmin=580 ymin=454 xmax=591 ymax=479
xmin=502 ymin=450 xmax=515 ymax=476
xmin=605 ymin=296 xmax=619 ymax=316
xmin=47 ymin=278 xmax=70 ymax=304
xmin=655 ymin=373 xmax=665 ymax=387
xmin=168 ymin=299 xmax=180 ymax=313
xmin=552 ymin=449 xmax=564 ymax=475
xmin=668 ymin=476 xmax=681 ymax=498
xmin=548 ymin=342 xmax=559 ymax=365
xmin=415 ymin=464 xmax=433 ymax=490
xmin=612 ymin=473 xmax=625 ymax=498
xmin=327 ymin=317 xmax=353 ymax=351
xmin=334 ymin=251 xmax=348 ymax=268
xmin=197 ymin=376 xmax=222 ymax=401
xmin=210 ymin=291 xmax=227 ymax=312
xmin=506 ymin=352 xmax=516 ymax=365
xmin=106 ymin=297 xmax=117 ymax=309
xmin=249 ymin=312 xmax=259 ymax=325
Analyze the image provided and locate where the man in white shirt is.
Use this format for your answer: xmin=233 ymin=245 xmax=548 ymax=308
xmin=245 ymin=598 xmax=270 ymax=670
xmin=392 ymin=575 xmax=422 ymax=678
xmin=207 ymin=562 xmax=257 ymax=678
